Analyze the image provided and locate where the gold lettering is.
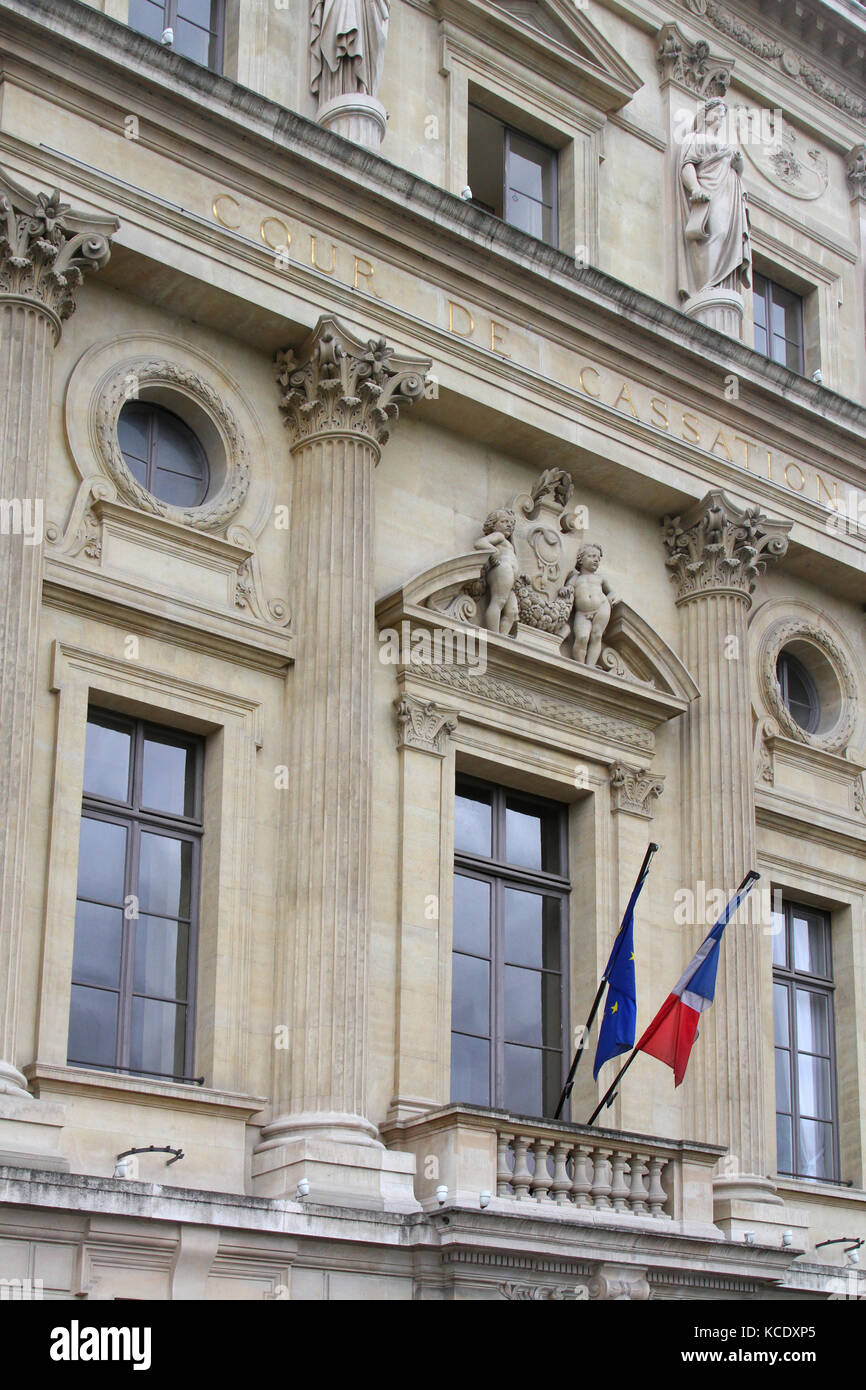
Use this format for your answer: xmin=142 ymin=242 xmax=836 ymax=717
xmin=579 ymin=365 xmax=601 ymax=398
xmin=766 ymin=450 xmax=774 ymax=482
xmin=784 ymin=461 xmax=806 ymax=492
xmin=310 ymin=235 xmax=337 ymax=274
xmin=816 ymin=474 xmax=838 ymax=509
xmin=734 ymin=436 xmax=754 ymax=470
xmin=353 ymin=255 xmax=377 ymax=292
xmin=613 ymin=382 xmax=638 ymax=418
xmin=490 ymin=321 xmax=511 ymax=358
xmin=681 ymin=413 xmax=700 ymax=445
xmin=650 ymin=398 xmax=669 ymax=431
xmin=448 ymin=301 xmax=475 ymax=338
xmin=260 ymin=217 xmax=291 ymax=252
xmin=710 ymin=430 xmax=733 ymax=462
xmin=212 ymin=193 xmax=241 ymax=230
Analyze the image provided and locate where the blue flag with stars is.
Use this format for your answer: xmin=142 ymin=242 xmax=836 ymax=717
xmin=592 ymin=865 xmax=650 ymax=1079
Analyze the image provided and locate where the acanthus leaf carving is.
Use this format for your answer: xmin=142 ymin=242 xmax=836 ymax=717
xmin=394 ymin=693 xmax=458 ymax=755
xmin=609 ymin=761 xmax=665 ymax=818
xmin=662 ymin=490 xmax=791 ymax=602
xmin=657 ymin=22 xmax=733 ymax=97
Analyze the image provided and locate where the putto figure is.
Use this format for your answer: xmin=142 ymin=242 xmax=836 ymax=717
xmin=310 ymin=0 xmax=391 ymax=103
xmin=562 ymin=542 xmax=616 ymax=666
xmin=474 ymin=508 xmax=519 ymax=636
xmin=677 ymin=98 xmax=751 ymax=302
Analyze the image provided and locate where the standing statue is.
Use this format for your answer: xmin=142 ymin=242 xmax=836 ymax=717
xmin=310 ymin=0 xmax=391 ymax=103
xmin=676 ymin=98 xmax=751 ymax=302
xmin=562 ymin=542 xmax=616 ymax=667
xmin=474 ymin=508 xmax=519 ymax=636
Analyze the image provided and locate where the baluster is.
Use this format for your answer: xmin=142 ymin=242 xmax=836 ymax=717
xmin=497 ymin=1132 xmax=514 ymax=1197
xmin=610 ymin=1150 xmax=631 ymax=1212
xmin=591 ymin=1146 xmax=613 ymax=1209
xmin=629 ymin=1153 xmax=649 ymax=1215
xmin=530 ymin=1138 xmax=554 ymax=1202
xmin=551 ymin=1141 xmax=572 ymax=1206
xmin=571 ymin=1144 xmax=593 ymax=1208
xmin=512 ymin=1134 xmax=533 ymax=1200
xmin=646 ymin=1155 xmax=668 ymax=1217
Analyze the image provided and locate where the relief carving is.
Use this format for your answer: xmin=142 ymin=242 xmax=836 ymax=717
xmin=609 ymin=761 xmax=665 ymax=819
xmin=740 ymin=114 xmax=829 ymax=201
xmin=394 ymin=694 xmax=458 ymax=755
xmin=662 ymin=490 xmax=791 ymax=602
xmin=657 ymin=22 xmax=733 ymax=97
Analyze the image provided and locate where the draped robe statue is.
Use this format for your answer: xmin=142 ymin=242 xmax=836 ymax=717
xmin=677 ymin=99 xmax=751 ymax=302
xmin=310 ymin=0 xmax=391 ymax=103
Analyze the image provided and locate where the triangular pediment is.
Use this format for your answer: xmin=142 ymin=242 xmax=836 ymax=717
xmin=434 ymin=0 xmax=643 ymax=112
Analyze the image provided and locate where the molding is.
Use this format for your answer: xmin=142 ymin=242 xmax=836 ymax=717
xmin=757 ymin=618 xmax=858 ymax=754
xmin=25 ymin=1063 xmax=267 ymax=1120
xmin=657 ymin=21 xmax=734 ymax=97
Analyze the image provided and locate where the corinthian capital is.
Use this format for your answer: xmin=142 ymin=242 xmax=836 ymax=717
xmin=662 ymin=490 xmax=791 ymax=603
xmin=0 ymin=168 xmax=118 ymax=334
xmin=274 ymin=316 xmax=431 ymax=452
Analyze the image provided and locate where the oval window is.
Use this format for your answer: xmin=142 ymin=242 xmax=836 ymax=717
xmin=118 ymin=401 xmax=209 ymax=508
xmin=776 ymin=649 xmax=820 ymax=734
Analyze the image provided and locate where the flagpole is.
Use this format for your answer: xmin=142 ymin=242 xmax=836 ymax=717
xmin=584 ymin=869 xmax=761 ymax=1127
xmin=553 ymin=841 xmax=658 ymax=1121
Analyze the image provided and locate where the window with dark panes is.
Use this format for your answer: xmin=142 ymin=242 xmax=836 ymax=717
xmin=753 ymin=273 xmax=804 ymax=373
xmin=68 ymin=710 xmax=203 ymax=1082
xmin=467 ymin=105 xmax=558 ymax=245
xmin=117 ymin=401 xmax=209 ymax=508
xmin=128 ymin=0 xmax=224 ymax=71
xmin=772 ymin=900 xmax=839 ymax=1182
xmin=776 ymin=649 xmax=820 ymax=734
xmin=451 ymin=778 xmax=569 ymax=1118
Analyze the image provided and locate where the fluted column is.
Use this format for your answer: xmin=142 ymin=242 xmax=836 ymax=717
xmin=662 ymin=491 xmax=790 ymax=1198
xmin=262 ymin=317 xmax=429 ymax=1151
xmin=0 ymin=171 xmax=117 ymax=1098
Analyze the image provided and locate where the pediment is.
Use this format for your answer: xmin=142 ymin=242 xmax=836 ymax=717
xmin=434 ymin=0 xmax=643 ymax=112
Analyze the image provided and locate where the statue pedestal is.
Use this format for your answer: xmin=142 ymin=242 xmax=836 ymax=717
xmin=682 ymin=287 xmax=744 ymax=340
xmin=317 ymin=95 xmax=387 ymax=151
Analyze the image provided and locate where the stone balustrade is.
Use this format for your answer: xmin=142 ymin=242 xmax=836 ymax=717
xmin=496 ymin=1125 xmax=670 ymax=1216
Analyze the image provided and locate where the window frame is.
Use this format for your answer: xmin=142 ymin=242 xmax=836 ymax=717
xmin=776 ymin=648 xmax=821 ymax=735
xmin=772 ymin=899 xmax=840 ymax=1184
xmin=118 ymin=400 xmax=211 ymax=508
xmin=451 ymin=775 xmax=570 ymax=1119
xmin=69 ymin=708 xmax=205 ymax=1083
xmin=128 ymin=0 xmax=225 ymax=73
xmin=753 ymin=272 xmax=805 ymax=374
xmin=467 ymin=103 xmax=559 ymax=247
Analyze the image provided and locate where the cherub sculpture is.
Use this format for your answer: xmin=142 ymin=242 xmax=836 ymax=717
xmin=474 ymin=507 xmax=519 ymax=635
xmin=561 ymin=542 xmax=616 ymax=666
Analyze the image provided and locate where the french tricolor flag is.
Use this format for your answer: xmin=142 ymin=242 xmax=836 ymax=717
xmin=636 ymin=875 xmax=759 ymax=1087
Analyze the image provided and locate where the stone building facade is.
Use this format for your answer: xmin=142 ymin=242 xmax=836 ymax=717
xmin=0 ymin=0 xmax=865 ymax=1300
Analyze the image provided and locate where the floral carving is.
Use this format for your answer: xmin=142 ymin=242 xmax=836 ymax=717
xmin=394 ymin=694 xmax=458 ymax=754
xmin=609 ymin=761 xmax=665 ymax=818
xmin=0 ymin=169 xmax=117 ymax=331
xmin=847 ymin=145 xmax=866 ymax=201
xmin=657 ymin=23 xmax=733 ymax=97
xmin=514 ymin=576 xmax=572 ymax=635
xmin=662 ymin=490 xmax=790 ymax=602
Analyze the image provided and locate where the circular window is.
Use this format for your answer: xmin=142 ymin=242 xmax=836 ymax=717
xmin=118 ymin=402 xmax=209 ymax=508
xmin=776 ymin=649 xmax=820 ymax=734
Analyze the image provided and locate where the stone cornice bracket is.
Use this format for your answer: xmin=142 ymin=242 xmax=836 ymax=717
xmin=0 ymin=167 xmax=119 ymax=340
xmin=395 ymin=693 xmax=458 ymax=756
xmin=656 ymin=21 xmax=733 ymax=97
xmin=847 ymin=144 xmax=866 ymax=202
xmin=661 ymin=490 xmax=791 ymax=605
xmin=274 ymin=316 xmax=431 ymax=456
xmin=609 ymin=760 xmax=665 ymax=819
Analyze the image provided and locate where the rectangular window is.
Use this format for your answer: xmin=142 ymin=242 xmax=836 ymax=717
xmin=772 ymin=900 xmax=839 ymax=1181
xmin=68 ymin=709 xmax=203 ymax=1082
xmin=128 ymin=0 xmax=225 ymax=71
xmin=451 ymin=778 xmax=569 ymax=1118
xmin=467 ymin=104 xmax=558 ymax=245
xmin=753 ymin=273 xmax=805 ymax=373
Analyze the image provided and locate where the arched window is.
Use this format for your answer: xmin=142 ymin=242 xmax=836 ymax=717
xmin=118 ymin=401 xmax=210 ymax=509
xmin=776 ymin=649 xmax=820 ymax=734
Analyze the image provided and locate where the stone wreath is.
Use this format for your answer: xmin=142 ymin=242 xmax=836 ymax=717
xmin=759 ymin=620 xmax=857 ymax=754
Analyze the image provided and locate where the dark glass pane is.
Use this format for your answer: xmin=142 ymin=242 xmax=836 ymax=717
xmin=771 ymin=908 xmax=786 ymax=967
xmin=450 ymin=953 xmax=489 ymax=1037
xmin=130 ymin=996 xmax=186 ymax=1077
xmin=796 ymin=989 xmax=830 ymax=1055
xmin=542 ymin=1049 xmax=563 ymax=1118
xmin=504 ymin=965 xmax=543 ymax=1046
xmin=753 ymin=278 xmax=767 ymax=326
xmin=174 ymin=17 xmax=211 ymax=65
xmin=142 ymin=733 xmax=196 ymax=817
xmin=774 ymin=1047 xmax=791 ymax=1114
xmin=798 ymin=1054 xmax=833 ymax=1120
xmin=154 ymin=414 xmax=206 ymax=479
xmin=133 ymin=915 xmax=189 ymax=999
xmin=505 ymin=803 xmax=542 ymax=870
xmin=506 ymin=189 xmax=544 ymax=240
xmin=139 ymin=833 xmax=192 ymax=918
xmin=128 ymin=0 xmax=166 ymax=44
xmin=84 ymin=718 xmax=131 ymax=802
xmin=126 ymin=455 xmax=147 ymax=487
xmin=450 ymin=1032 xmax=489 ymax=1106
xmin=507 ymin=136 xmax=549 ymax=201
xmin=178 ymin=0 xmax=213 ymax=25
xmin=773 ymin=983 xmax=789 ymax=1047
xmin=72 ymin=901 xmax=123 ymax=989
xmin=504 ymin=889 xmax=561 ymax=969
xmin=454 ymin=787 xmax=491 ymax=857
xmin=798 ymin=1118 xmax=834 ymax=1179
xmin=467 ymin=105 xmax=504 ymax=220
xmin=117 ymin=405 xmax=150 ymax=463
xmin=154 ymin=467 xmax=206 ymax=508
xmin=776 ymin=1113 xmax=793 ymax=1173
xmin=793 ymin=911 xmax=829 ymax=977
xmin=784 ymin=337 xmax=803 ymax=373
xmin=453 ymin=874 xmax=490 ymax=956
xmin=753 ymin=322 xmax=768 ymax=356
xmin=67 ymin=985 xmax=118 ymax=1068
xmin=503 ymin=1043 xmax=541 ymax=1116
xmin=77 ymin=817 xmax=127 ymax=905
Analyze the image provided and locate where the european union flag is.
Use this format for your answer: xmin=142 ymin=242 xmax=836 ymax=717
xmin=592 ymin=869 xmax=649 ymax=1080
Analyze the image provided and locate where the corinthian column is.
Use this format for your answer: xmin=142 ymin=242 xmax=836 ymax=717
xmin=662 ymin=490 xmax=790 ymax=1205
xmin=0 ymin=170 xmax=117 ymax=1099
xmin=253 ymin=317 xmax=429 ymax=1199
